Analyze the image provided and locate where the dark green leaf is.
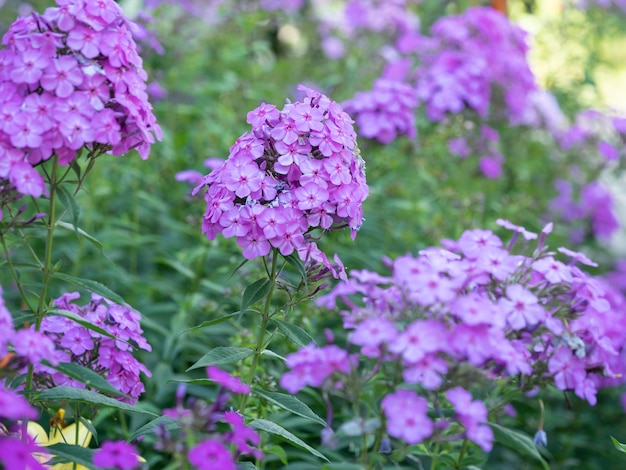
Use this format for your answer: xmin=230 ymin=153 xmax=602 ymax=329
xmin=45 ymin=362 xmax=125 ymax=397
xmin=229 ymin=258 xmax=250 ymax=280
xmin=36 ymin=387 xmax=157 ymax=416
xmin=284 ymin=252 xmax=307 ymax=288
xmin=51 ymin=273 xmax=126 ymax=305
xmin=186 ymin=347 xmax=254 ymax=371
xmin=237 ymin=463 xmax=258 ymax=470
xmin=48 ymin=443 xmax=96 ymax=469
xmin=241 ymin=278 xmax=271 ymax=313
xmin=270 ymin=319 xmax=316 ymax=347
xmin=253 ymin=389 xmax=325 ymax=426
xmin=180 ymin=311 xmax=255 ymax=335
xmin=249 ymin=419 xmax=328 ymax=462
xmin=128 ymin=416 xmax=179 ymax=442
xmin=56 ymin=221 xmax=103 ymax=251
xmin=57 ymin=185 xmax=80 ymax=229
xmin=47 ymin=309 xmax=116 ymax=340
xmin=489 ymin=423 xmax=550 ymax=470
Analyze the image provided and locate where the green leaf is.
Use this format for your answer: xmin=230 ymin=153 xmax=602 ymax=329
xmin=284 ymin=252 xmax=307 ymax=288
xmin=265 ymin=444 xmax=288 ymax=465
xmin=180 ymin=310 xmax=254 ymax=335
xmin=57 ymin=185 xmax=80 ymax=229
xmin=249 ymin=419 xmax=329 ymax=462
xmin=237 ymin=463 xmax=258 ymax=470
xmin=51 ymin=273 xmax=126 ymax=305
xmin=611 ymin=436 xmax=626 ymax=454
xmin=253 ymin=389 xmax=326 ymax=426
xmin=48 ymin=443 xmax=96 ymax=470
xmin=47 ymin=309 xmax=117 ymax=340
xmin=229 ymin=258 xmax=250 ymax=280
xmin=270 ymin=319 xmax=316 ymax=347
xmin=322 ymin=465 xmax=366 ymax=470
xmin=69 ymin=159 xmax=82 ymax=181
xmin=261 ymin=349 xmax=286 ymax=361
xmin=35 ymin=387 xmax=157 ymax=417
xmin=186 ymin=347 xmax=254 ymax=371
xmin=45 ymin=362 xmax=125 ymax=397
xmin=241 ymin=278 xmax=271 ymax=313
xmin=56 ymin=221 xmax=103 ymax=251
xmin=489 ymin=423 xmax=550 ymax=470
xmin=128 ymin=416 xmax=179 ymax=442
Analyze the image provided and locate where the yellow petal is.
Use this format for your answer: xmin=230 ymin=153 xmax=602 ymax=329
xmin=26 ymin=421 xmax=54 ymax=465
xmin=49 ymin=420 xmax=92 ymax=448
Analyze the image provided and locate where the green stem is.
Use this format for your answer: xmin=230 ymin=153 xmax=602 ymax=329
xmin=430 ymin=442 xmax=440 ymax=470
xmin=456 ymin=438 xmax=469 ymax=469
xmin=0 ymin=236 xmax=36 ymax=313
xmin=239 ymin=249 xmax=279 ymax=412
xmin=26 ymin=156 xmax=60 ymax=391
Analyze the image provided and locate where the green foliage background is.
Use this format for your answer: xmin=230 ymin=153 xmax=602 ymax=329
xmin=2 ymin=0 xmax=626 ymax=468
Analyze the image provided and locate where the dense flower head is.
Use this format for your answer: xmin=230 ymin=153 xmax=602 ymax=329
xmin=342 ymin=78 xmax=418 ymax=144
xmin=315 ymin=0 xmax=420 ymax=59
xmin=549 ymin=178 xmax=619 ymax=242
xmin=558 ymin=109 xmax=625 ymax=162
xmin=577 ymin=0 xmax=626 ymax=13
xmin=0 ymin=0 xmax=161 ymax=201
xmin=195 ymin=85 xmax=368 ymax=267
xmin=410 ymin=7 xmax=536 ymax=124
xmin=283 ymin=220 xmax=626 ymax=451
xmin=32 ymin=291 xmax=151 ymax=403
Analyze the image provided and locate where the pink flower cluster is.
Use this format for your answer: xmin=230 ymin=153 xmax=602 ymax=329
xmin=549 ymin=179 xmax=619 ymax=243
xmin=282 ymin=221 xmax=626 ymax=452
xmin=32 ymin=292 xmax=152 ymax=403
xmin=0 ymin=0 xmax=161 ymax=200
xmin=158 ymin=367 xmax=262 ymax=469
xmin=195 ymin=85 xmax=368 ymax=265
xmin=559 ymin=109 xmax=625 ymax=162
xmin=343 ymin=78 xmax=418 ymax=144
xmin=448 ymin=125 xmax=505 ymax=179
xmin=577 ymin=0 xmax=626 ymax=13
xmin=409 ymin=7 xmax=536 ymax=123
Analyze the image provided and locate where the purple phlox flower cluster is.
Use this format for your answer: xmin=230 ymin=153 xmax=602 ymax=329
xmin=577 ymin=0 xmax=626 ymax=13
xmin=519 ymin=89 xmax=568 ymax=135
xmin=0 ymin=285 xmax=57 ymax=370
xmin=255 ymin=0 xmax=419 ymax=59
xmin=93 ymin=440 xmax=140 ymax=470
xmin=31 ymin=292 xmax=151 ymax=403
xmin=314 ymin=0 xmax=420 ymax=59
xmin=0 ymin=0 xmax=161 ymax=201
xmin=408 ymin=7 xmax=536 ymax=124
xmin=0 ymin=388 xmax=49 ymax=470
xmin=282 ymin=220 xmax=626 ymax=451
xmin=559 ymin=109 xmax=625 ymax=162
xmin=280 ymin=343 xmax=353 ymax=393
xmin=549 ymin=178 xmax=619 ymax=242
xmin=342 ymin=78 xmax=418 ymax=144
xmin=448 ymin=125 xmax=504 ymax=179
xmin=157 ymin=368 xmax=262 ymax=468
xmin=195 ymin=84 xmax=368 ymax=272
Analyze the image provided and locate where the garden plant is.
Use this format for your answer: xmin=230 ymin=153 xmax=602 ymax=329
xmin=2 ymin=0 xmax=626 ymax=469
